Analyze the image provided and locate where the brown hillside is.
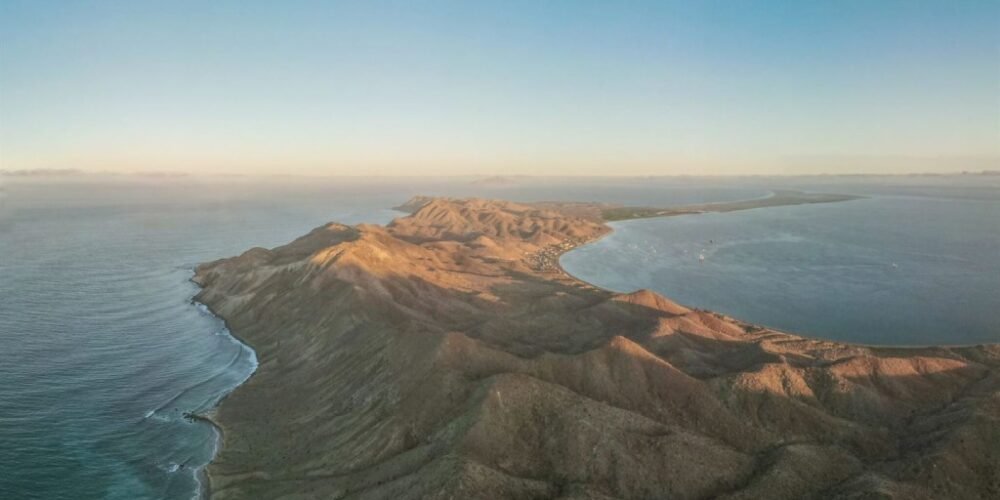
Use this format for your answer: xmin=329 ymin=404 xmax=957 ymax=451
xmin=194 ymin=197 xmax=1000 ymax=500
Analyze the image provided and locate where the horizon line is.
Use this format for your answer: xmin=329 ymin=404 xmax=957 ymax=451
xmin=3 ymin=168 xmax=999 ymax=180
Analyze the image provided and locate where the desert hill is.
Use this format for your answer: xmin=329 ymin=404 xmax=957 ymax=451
xmin=194 ymin=196 xmax=999 ymax=499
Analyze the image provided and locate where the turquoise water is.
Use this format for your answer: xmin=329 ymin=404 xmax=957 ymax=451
xmin=562 ymin=181 xmax=1000 ymax=345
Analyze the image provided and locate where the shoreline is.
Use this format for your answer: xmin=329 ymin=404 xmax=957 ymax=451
xmin=192 ymin=193 xmax=1000 ymax=499
xmin=600 ymin=189 xmax=863 ymax=221
xmin=187 ymin=283 xmax=259 ymax=500
xmin=555 ymin=199 xmax=994 ymax=351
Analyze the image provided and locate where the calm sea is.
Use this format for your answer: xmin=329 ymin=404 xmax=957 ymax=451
xmin=0 ymin=175 xmax=996 ymax=498
xmin=562 ymin=177 xmax=1000 ymax=345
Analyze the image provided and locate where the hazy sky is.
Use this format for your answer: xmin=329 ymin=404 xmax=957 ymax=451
xmin=1 ymin=0 xmax=997 ymax=176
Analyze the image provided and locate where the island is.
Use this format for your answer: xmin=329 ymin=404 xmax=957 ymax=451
xmin=193 ymin=195 xmax=999 ymax=499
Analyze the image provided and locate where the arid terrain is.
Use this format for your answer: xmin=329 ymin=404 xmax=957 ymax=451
xmin=194 ymin=196 xmax=1000 ymax=499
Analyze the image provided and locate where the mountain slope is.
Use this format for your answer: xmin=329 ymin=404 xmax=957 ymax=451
xmin=194 ymin=197 xmax=1000 ymax=499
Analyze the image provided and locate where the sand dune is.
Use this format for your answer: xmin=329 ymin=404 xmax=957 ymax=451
xmin=194 ymin=197 xmax=999 ymax=499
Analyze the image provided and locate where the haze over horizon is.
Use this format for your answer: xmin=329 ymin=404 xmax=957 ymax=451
xmin=1 ymin=0 xmax=997 ymax=176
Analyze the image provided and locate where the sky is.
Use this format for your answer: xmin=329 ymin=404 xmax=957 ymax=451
xmin=1 ymin=0 xmax=997 ymax=176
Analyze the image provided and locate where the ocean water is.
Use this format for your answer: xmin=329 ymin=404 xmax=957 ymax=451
xmin=562 ymin=179 xmax=1000 ymax=345
xmin=1 ymin=175 xmax=996 ymax=499
xmin=0 ymin=180 xmax=405 ymax=499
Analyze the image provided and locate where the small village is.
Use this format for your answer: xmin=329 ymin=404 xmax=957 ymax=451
xmin=523 ymin=237 xmax=590 ymax=272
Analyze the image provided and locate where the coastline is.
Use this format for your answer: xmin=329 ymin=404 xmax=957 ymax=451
xmin=556 ymin=214 xmax=995 ymax=351
xmin=599 ymin=189 xmax=862 ymax=221
xmin=187 ymin=285 xmax=259 ymax=500
xmin=188 ymin=409 xmax=223 ymax=500
xmin=192 ymin=191 xmax=863 ymax=493
xmin=192 ymin=194 xmax=1000 ymax=499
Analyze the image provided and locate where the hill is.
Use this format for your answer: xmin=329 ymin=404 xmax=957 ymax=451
xmin=194 ymin=196 xmax=999 ymax=499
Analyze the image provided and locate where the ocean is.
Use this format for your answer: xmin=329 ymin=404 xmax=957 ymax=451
xmin=0 ymin=175 xmax=997 ymax=498
xmin=0 ymin=179 xmax=404 ymax=499
xmin=561 ymin=177 xmax=1000 ymax=346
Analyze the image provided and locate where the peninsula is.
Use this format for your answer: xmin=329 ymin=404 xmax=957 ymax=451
xmin=194 ymin=195 xmax=999 ymax=499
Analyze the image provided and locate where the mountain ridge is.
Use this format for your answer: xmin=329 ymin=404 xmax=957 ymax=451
xmin=194 ymin=196 xmax=1000 ymax=499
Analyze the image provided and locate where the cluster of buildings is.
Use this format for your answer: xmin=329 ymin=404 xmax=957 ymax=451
xmin=523 ymin=238 xmax=587 ymax=272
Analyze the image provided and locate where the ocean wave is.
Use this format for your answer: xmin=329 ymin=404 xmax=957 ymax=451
xmin=143 ymin=410 xmax=171 ymax=423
